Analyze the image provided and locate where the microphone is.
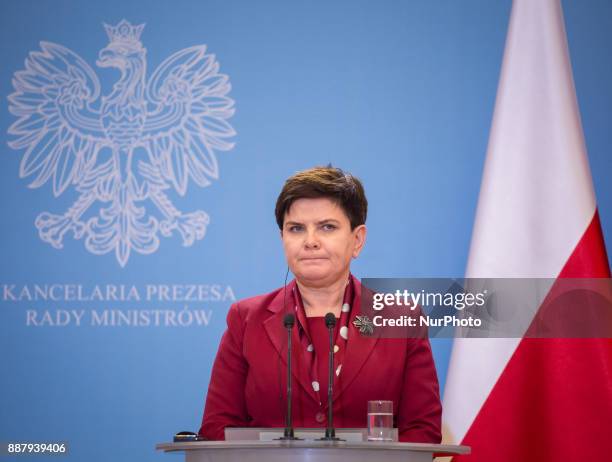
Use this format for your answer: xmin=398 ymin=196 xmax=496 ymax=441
xmin=278 ymin=313 xmax=301 ymax=440
xmin=318 ymin=312 xmax=343 ymax=441
xmin=325 ymin=312 xmax=336 ymax=329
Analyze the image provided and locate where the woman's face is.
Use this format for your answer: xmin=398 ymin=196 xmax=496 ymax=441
xmin=281 ymin=197 xmax=366 ymax=288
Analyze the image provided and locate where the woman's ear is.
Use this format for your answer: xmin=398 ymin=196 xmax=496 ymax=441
xmin=352 ymin=224 xmax=367 ymax=258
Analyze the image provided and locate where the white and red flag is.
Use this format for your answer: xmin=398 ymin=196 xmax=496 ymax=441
xmin=442 ymin=0 xmax=612 ymax=460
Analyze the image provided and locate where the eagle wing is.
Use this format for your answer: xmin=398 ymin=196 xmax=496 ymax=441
xmin=8 ymin=41 xmax=107 ymax=197
xmin=143 ymin=45 xmax=235 ymax=196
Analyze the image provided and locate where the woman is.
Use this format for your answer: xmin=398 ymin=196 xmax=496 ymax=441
xmin=199 ymin=166 xmax=442 ymax=442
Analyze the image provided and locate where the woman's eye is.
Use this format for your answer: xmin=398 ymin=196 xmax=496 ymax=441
xmin=322 ymin=224 xmax=336 ymax=231
xmin=288 ymin=225 xmax=303 ymax=232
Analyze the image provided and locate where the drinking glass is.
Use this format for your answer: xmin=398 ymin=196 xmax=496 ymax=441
xmin=367 ymin=400 xmax=393 ymax=441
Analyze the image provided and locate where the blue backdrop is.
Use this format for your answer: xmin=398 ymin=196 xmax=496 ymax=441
xmin=1 ymin=1 xmax=611 ymax=461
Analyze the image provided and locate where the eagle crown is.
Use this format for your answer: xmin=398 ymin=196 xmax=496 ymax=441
xmin=103 ymin=20 xmax=144 ymax=48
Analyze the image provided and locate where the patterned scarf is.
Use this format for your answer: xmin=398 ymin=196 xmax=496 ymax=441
xmin=291 ymin=276 xmax=354 ymax=403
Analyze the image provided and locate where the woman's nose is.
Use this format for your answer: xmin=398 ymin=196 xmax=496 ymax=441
xmin=304 ymin=230 xmax=320 ymax=249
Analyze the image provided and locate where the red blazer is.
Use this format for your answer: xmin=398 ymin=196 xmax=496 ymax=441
xmin=199 ymin=276 xmax=442 ymax=443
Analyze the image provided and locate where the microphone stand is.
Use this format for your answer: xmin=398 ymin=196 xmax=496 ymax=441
xmin=318 ymin=312 xmax=343 ymax=441
xmin=278 ymin=313 xmax=301 ymax=440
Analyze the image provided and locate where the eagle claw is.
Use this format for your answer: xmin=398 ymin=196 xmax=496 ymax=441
xmin=35 ymin=212 xmax=86 ymax=249
xmin=160 ymin=211 xmax=209 ymax=246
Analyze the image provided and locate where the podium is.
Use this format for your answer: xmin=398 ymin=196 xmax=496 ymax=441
xmin=156 ymin=435 xmax=470 ymax=462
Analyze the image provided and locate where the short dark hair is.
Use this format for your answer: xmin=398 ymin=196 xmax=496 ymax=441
xmin=275 ymin=166 xmax=368 ymax=230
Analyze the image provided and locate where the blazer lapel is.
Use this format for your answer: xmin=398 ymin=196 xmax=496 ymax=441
xmin=263 ymin=281 xmax=320 ymax=404
xmin=333 ymin=276 xmax=380 ymax=402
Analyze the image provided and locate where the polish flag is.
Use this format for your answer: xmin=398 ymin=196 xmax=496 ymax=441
xmin=442 ymin=0 xmax=612 ymax=460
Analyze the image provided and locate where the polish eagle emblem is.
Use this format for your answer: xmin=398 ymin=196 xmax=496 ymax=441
xmin=7 ymin=20 xmax=236 ymax=266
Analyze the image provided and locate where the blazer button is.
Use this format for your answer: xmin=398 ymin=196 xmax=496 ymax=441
xmin=315 ymin=412 xmax=325 ymax=423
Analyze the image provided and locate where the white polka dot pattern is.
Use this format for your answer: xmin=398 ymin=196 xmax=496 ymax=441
xmin=339 ymin=326 xmax=348 ymax=340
